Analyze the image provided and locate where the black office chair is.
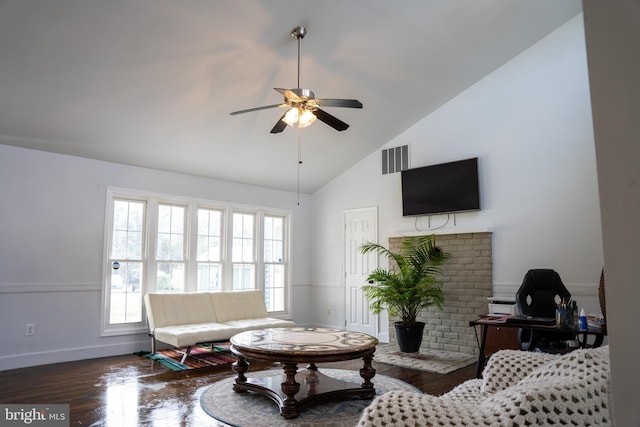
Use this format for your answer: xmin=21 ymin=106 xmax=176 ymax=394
xmin=516 ymin=269 xmax=575 ymax=353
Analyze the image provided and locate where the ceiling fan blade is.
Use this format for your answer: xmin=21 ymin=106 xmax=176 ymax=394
xmin=230 ymin=104 xmax=284 ymax=115
xmin=274 ymin=88 xmax=301 ymax=102
xmin=316 ymin=99 xmax=363 ymax=109
xmin=270 ymin=113 xmax=288 ymax=134
xmin=313 ymin=108 xmax=349 ymax=131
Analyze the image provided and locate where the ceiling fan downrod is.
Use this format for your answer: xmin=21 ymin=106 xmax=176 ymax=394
xmin=291 ymin=26 xmax=306 ymax=89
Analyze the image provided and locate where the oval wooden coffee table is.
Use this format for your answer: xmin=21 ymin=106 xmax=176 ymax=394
xmin=230 ymin=327 xmax=378 ymax=419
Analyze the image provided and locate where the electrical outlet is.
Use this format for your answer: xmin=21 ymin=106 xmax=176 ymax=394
xmin=326 ymin=307 xmax=332 ymax=316
xmin=25 ymin=323 xmax=35 ymax=336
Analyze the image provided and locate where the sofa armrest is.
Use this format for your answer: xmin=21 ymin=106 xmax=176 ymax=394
xmin=480 ymin=349 xmax=559 ymax=395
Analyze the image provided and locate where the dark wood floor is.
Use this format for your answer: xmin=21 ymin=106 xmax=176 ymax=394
xmin=0 ymin=352 xmax=476 ymax=426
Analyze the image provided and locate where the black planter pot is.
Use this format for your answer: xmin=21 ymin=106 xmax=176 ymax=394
xmin=394 ymin=321 xmax=425 ymax=353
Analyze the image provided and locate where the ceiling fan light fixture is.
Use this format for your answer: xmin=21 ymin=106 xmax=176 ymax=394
xmin=282 ymin=107 xmax=316 ymax=128
xmin=298 ymin=109 xmax=317 ymax=128
xmin=283 ymin=107 xmax=299 ymax=126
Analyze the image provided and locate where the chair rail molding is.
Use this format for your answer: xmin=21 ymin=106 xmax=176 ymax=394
xmin=0 ymin=282 xmax=101 ymax=294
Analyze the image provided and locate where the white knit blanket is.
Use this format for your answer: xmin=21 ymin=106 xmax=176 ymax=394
xmin=357 ymin=346 xmax=611 ymax=426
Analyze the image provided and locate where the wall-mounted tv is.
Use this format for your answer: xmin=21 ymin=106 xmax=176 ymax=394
xmin=401 ymin=157 xmax=480 ymax=216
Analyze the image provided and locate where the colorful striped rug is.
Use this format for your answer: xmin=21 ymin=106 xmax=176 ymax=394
xmin=144 ymin=342 xmax=235 ymax=371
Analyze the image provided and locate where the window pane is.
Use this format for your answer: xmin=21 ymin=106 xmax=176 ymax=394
xmin=109 ymin=261 xmax=142 ymax=323
xmin=233 ymin=264 xmax=255 ymax=290
xmin=197 ymin=209 xmax=222 ymax=262
xmin=263 ymin=216 xmax=284 ymax=262
xmin=208 ymin=237 xmax=220 ymax=261
xmin=157 ymin=262 xmax=185 ymax=292
xmin=112 ymin=230 xmax=128 ymax=259
xmin=113 ymin=201 xmax=130 ymax=230
xmin=171 ymin=207 xmax=184 ymax=233
xmin=112 ymin=200 xmax=144 ymax=260
xmin=128 ymin=203 xmax=144 ymax=231
xmin=263 ymin=236 xmax=283 ymax=262
xmin=264 ymin=264 xmax=284 ymax=311
xmin=197 ymin=263 xmax=221 ymax=291
xmin=264 ymin=217 xmax=273 ymax=239
xmin=157 ymin=204 xmax=184 ymax=261
xmin=170 ymin=234 xmax=184 ymax=260
xmin=232 ymin=213 xmax=254 ymax=262
xmin=127 ymin=231 xmax=142 ymax=259
xmin=158 ymin=205 xmax=171 ymax=233
xmin=157 ymin=233 xmax=170 ymax=259
xmin=264 ymin=286 xmax=285 ymax=312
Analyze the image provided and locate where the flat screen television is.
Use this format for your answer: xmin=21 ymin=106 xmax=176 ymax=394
xmin=401 ymin=157 xmax=480 ymax=216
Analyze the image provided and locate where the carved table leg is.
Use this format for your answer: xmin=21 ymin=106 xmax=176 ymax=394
xmin=359 ymin=352 xmax=376 ymax=397
xmin=232 ymin=356 xmax=249 ymax=392
xmin=280 ymin=363 xmax=300 ymax=418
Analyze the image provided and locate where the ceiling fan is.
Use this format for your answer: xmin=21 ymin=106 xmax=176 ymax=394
xmin=230 ymin=26 xmax=363 ymax=133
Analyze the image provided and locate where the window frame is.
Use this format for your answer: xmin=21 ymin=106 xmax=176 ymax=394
xmin=101 ymin=187 xmax=292 ymax=336
xmin=193 ymin=206 xmax=224 ymax=292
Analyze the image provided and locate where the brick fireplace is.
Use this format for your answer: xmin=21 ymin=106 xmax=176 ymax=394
xmin=388 ymin=232 xmax=492 ymax=355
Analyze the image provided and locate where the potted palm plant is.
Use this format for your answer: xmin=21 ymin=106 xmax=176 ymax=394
xmin=360 ymin=235 xmax=450 ymax=353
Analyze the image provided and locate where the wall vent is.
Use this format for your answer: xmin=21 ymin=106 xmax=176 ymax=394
xmin=381 ymin=145 xmax=409 ymax=175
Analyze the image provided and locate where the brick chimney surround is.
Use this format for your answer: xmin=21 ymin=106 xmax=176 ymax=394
xmin=387 ymin=232 xmax=492 ymax=355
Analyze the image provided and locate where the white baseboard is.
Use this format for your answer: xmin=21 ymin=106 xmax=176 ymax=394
xmin=0 ymin=339 xmax=150 ymax=371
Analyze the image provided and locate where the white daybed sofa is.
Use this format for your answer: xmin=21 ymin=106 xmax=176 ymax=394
xmin=358 ymin=346 xmax=611 ymax=426
xmin=144 ymin=290 xmax=295 ymax=362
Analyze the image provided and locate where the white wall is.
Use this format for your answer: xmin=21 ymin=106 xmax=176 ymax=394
xmin=583 ymin=1 xmax=640 ymax=424
xmin=310 ymin=15 xmax=604 ymax=339
xmin=0 ymin=144 xmax=312 ymax=370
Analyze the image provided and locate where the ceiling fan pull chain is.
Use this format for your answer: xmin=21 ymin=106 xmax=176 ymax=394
xmin=297 ymin=127 xmax=303 ymax=205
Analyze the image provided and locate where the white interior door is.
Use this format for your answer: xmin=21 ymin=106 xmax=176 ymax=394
xmin=344 ymin=207 xmax=378 ymax=336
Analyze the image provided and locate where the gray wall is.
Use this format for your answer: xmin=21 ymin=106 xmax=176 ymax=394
xmin=0 ymin=144 xmax=313 ymax=370
xmin=310 ymin=15 xmax=604 ymax=341
xmin=583 ymin=1 xmax=640 ymax=424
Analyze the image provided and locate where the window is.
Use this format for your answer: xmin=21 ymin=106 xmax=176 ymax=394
xmin=232 ymin=213 xmax=255 ymax=290
xmin=196 ymin=208 xmax=223 ymax=291
xmin=108 ymin=200 xmax=145 ymax=325
xmin=264 ymin=215 xmax=285 ymax=311
xmin=156 ymin=204 xmax=186 ymax=292
xmin=102 ymin=188 xmax=290 ymax=335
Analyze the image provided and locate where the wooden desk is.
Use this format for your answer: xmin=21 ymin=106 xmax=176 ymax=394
xmin=469 ymin=317 xmax=606 ymax=378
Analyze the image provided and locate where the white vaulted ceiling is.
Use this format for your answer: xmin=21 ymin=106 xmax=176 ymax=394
xmin=0 ymin=0 xmax=581 ymax=193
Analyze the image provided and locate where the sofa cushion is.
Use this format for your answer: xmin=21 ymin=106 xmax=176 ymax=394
xmin=225 ymin=317 xmax=296 ymax=332
xmin=154 ymin=322 xmax=242 ymax=348
xmin=210 ymin=290 xmax=269 ymax=322
xmin=144 ymin=292 xmax=217 ymax=330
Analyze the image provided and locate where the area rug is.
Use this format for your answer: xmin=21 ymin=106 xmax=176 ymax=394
xmin=200 ymin=368 xmax=419 ymax=427
xmin=373 ymin=343 xmax=476 ymax=374
xmin=143 ymin=342 xmax=235 ymax=371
